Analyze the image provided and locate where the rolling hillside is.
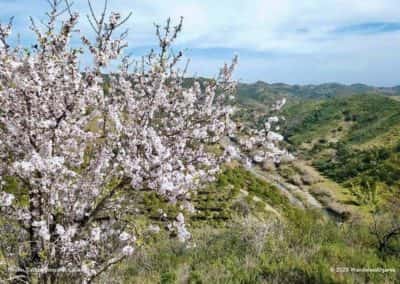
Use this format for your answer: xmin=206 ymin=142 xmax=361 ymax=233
xmin=236 ymin=82 xmax=400 ymax=215
xmin=282 ymin=94 xmax=400 ymax=147
xmin=237 ymin=81 xmax=400 ymax=105
xmin=104 ymin=81 xmax=400 ymax=283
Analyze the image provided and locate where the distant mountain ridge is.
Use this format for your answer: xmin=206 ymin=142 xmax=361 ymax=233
xmin=237 ymin=81 xmax=400 ymax=104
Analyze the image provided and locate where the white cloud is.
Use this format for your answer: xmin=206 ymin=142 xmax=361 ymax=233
xmin=1 ymin=0 xmax=399 ymax=85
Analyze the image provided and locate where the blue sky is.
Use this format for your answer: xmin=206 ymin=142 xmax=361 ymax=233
xmin=1 ymin=0 xmax=400 ymax=86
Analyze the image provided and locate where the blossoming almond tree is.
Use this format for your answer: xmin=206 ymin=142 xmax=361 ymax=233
xmin=0 ymin=0 xmax=289 ymax=282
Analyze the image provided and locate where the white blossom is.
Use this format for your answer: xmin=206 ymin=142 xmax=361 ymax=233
xmin=244 ymin=158 xmax=252 ymax=169
xmin=267 ymin=131 xmax=284 ymax=142
xmin=268 ymin=116 xmax=279 ymax=123
xmin=55 ymin=224 xmax=65 ymax=236
xmin=173 ymin=213 xmax=191 ymax=242
xmin=225 ymin=145 xmax=240 ymax=158
xmin=253 ymin=154 xmax=264 ymax=163
xmin=32 ymin=220 xmax=46 ymax=227
xmin=264 ymin=122 xmax=271 ymax=131
xmin=91 ymin=227 xmax=101 ymax=242
xmin=39 ymin=226 xmax=51 ymax=241
xmin=122 ymin=245 xmax=134 ymax=256
xmin=0 ymin=192 xmax=14 ymax=206
xmin=119 ymin=232 xmax=131 ymax=242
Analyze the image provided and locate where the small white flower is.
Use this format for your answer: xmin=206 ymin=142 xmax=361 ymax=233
xmin=109 ymin=12 xmax=121 ymax=25
xmin=267 ymin=131 xmax=284 ymax=142
xmin=32 ymin=220 xmax=46 ymax=227
xmin=268 ymin=116 xmax=279 ymax=123
xmin=176 ymin=213 xmax=185 ymax=223
xmin=183 ymin=90 xmax=196 ymax=105
xmin=0 ymin=192 xmax=14 ymax=206
xmin=226 ymin=145 xmax=239 ymax=158
xmin=39 ymin=226 xmax=50 ymax=241
xmin=18 ymin=212 xmax=31 ymax=220
xmin=91 ymin=227 xmax=101 ymax=242
xmin=119 ymin=232 xmax=131 ymax=241
xmin=253 ymin=155 xmax=264 ymax=163
xmin=244 ymin=158 xmax=252 ymax=169
xmin=56 ymin=224 xmax=65 ymax=236
xmin=160 ymin=181 xmax=174 ymax=193
xmin=122 ymin=245 xmax=134 ymax=256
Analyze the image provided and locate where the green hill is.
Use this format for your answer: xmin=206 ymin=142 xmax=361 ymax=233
xmin=237 ymin=81 xmax=400 ymax=106
xmin=102 ymin=83 xmax=400 ymax=283
xmin=282 ymin=94 xmax=400 ymax=147
xmin=107 ymin=165 xmax=400 ymax=283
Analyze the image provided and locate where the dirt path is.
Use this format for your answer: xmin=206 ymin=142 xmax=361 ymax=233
xmin=223 ymin=137 xmax=325 ymax=209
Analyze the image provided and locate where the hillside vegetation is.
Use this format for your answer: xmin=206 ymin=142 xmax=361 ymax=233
xmin=107 ymin=166 xmax=400 ymax=283
xmin=237 ymin=81 xmax=400 ymax=105
xmin=282 ymin=94 xmax=400 ymax=147
xmin=5 ymin=79 xmax=398 ymax=283
xmin=279 ymin=94 xmax=400 ymax=204
xmin=100 ymin=83 xmax=400 ymax=283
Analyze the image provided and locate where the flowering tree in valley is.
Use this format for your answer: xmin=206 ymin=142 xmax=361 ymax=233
xmin=0 ymin=0 xmax=288 ymax=282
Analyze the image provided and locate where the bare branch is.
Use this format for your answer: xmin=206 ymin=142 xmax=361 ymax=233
xmin=87 ymin=0 xmax=100 ymax=26
xmin=86 ymin=14 xmax=98 ymax=33
xmin=64 ymin=0 xmax=74 ymax=17
xmin=0 ymin=16 xmax=14 ymax=49
xmin=113 ymin=12 xmax=133 ymax=29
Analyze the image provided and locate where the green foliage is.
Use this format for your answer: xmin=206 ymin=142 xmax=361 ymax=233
xmin=131 ymin=166 xmax=287 ymax=227
xmin=103 ymin=164 xmax=400 ymax=283
xmin=110 ymin=209 xmax=399 ymax=283
xmin=348 ymin=182 xmax=380 ymax=206
xmin=223 ymin=167 xmax=291 ymax=209
xmin=314 ymin=143 xmax=400 ymax=191
xmin=142 ymin=192 xmax=181 ymax=219
xmin=160 ymin=271 xmax=177 ymax=284
xmin=282 ymin=94 xmax=400 ymax=146
xmin=2 ymin=176 xmax=29 ymax=207
xmin=237 ymin=81 xmax=400 ymax=106
xmin=274 ymin=94 xmax=400 ymax=212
